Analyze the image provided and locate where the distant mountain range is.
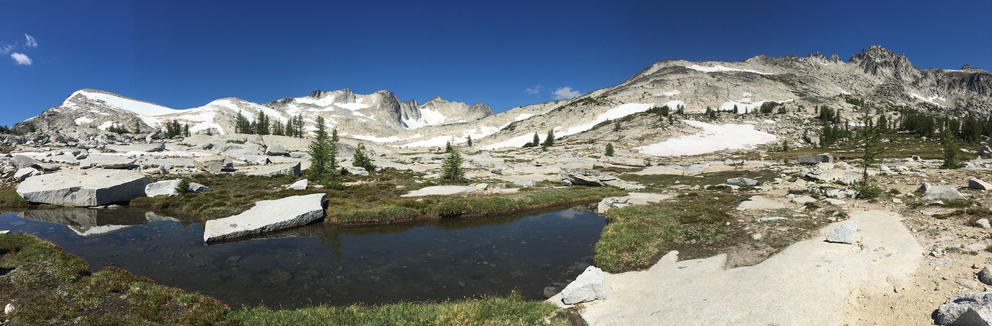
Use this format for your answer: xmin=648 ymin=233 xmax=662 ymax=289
xmin=17 ymin=45 xmax=991 ymax=149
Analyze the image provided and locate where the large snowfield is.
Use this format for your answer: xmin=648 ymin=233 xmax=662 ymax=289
xmin=636 ymin=120 xmax=777 ymax=157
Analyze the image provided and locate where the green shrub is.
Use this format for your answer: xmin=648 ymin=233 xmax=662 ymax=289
xmin=854 ymin=184 xmax=883 ymax=199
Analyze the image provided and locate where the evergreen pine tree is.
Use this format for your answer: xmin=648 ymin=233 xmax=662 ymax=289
xmin=857 ymin=108 xmax=883 ymax=186
xmin=352 ymin=143 xmax=375 ymax=173
xmin=467 ymin=135 xmax=473 ymax=147
xmin=605 ymin=143 xmax=614 ymax=157
xmin=445 ymin=141 xmax=453 ymax=153
xmin=877 ymin=113 xmax=888 ymax=131
xmin=308 ymin=116 xmax=330 ymax=181
xmin=440 ymin=149 xmax=464 ymax=183
xmin=940 ymin=128 xmax=964 ymax=169
xmin=733 ymin=105 xmax=739 ymax=114
xmin=542 ymin=130 xmax=555 ymax=149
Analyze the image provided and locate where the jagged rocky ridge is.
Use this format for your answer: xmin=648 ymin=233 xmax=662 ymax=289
xmin=12 ymin=45 xmax=992 ymax=150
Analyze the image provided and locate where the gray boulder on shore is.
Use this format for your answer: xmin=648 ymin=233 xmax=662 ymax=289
xmin=247 ymin=162 xmax=301 ymax=177
xmin=203 ymin=193 xmax=326 ymax=242
xmin=14 ymin=167 xmax=39 ymax=181
xmin=726 ymin=177 xmax=758 ymax=187
xmin=16 ymin=169 xmax=151 ymax=207
xmin=935 ymin=292 xmax=992 ymax=325
xmin=561 ymin=266 xmax=608 ymax=305
xmin=145 ymin=179 xmax=184 ymax=197
xmin=798 ymin=153 xmax=833 ymax=164
xmin=922 ymin=184 xmax=966 ymax=201
xmin=969 ymin=178 xmax=992 ymax=191
xmin=825 ymin=220 xmax=857 ymax=244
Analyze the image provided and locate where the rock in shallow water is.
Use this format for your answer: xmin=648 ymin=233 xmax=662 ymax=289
xmin=16 ymin=169 xmax=150 ymax=207
xmin=203 ymin=193 xmax=326 ymax=242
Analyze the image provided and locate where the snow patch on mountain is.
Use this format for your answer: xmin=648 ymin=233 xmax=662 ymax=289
xmin=661 ymin=90 xmax=680 ymax=96
xmin=74 ymin=117 xmax=94 ymax=126
xmin=563 ymin=103 xmax=654 ymax=136
xmin=688 ymin=64 xmax=770 ymax=75
xmin=910 ymin=92 xmax=947 ymax=106
xmin=637 ymin=120 xmax=777 ymax=157
xmin=65 ymin=90 xmax=180 ymax=116
xmin=294 ymin=94 xmax=336 ymax=107
xmin=481 ymin=133 xmax=541 ymax=150
xmin=401 ymin=136 xmax=457 ymax=148
xmin=336 ymin=98 xmax=371 ymax=111
xmin=662 ymin=100 xmax=685 ymax=110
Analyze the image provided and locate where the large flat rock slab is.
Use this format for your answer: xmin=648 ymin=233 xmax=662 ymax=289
xmin=16 ymin=169 xmax=151 ymax=207
xmin=400 ymin=185 xmax=480 ymax=197
xmin=203 ymin=193 xmax=326 ymax=242
xmin=551 ymin=210 xmax=922 ymax=325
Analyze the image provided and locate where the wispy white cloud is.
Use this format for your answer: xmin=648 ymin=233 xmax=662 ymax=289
xmin=0 ymin=44 xmax=12 ymax=54
xmin=24 ymin=34 xmax=38 ymax=48
xmin=552 ymin=86 xmax=580 ymax=100
xmin=524 ymin=85 xmax=542 ymax=95
xmin=11 ymin=53 xmax=32 ymax=65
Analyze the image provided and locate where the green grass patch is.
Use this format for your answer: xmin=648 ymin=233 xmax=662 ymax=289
xmin=232 ymin=293 xmax=567 ymax=326
xmin=130 ymin=169 xmax=428 ymax=222
xmin=0 ymin=187 xmax=35 ymax=209
xmin=331 ymin=187 xmax=622 ymax=225
xmin=0 ymin=233 xmax=231 ymax=325
xmin=594 ymin=192 xmax=746 ymax=273
xmin=761 ymin=132 xmax=949 ymax=161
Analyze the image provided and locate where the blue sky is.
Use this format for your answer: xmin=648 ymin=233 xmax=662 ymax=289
xmin=1 ymin=0 xmax=990 ymax=126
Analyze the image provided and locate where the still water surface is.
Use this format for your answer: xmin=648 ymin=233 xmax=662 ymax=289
xmin=0 ymin=207 xmax=605 ymax=308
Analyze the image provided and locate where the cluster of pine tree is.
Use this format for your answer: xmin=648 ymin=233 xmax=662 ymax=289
xmin=234 ymin=112 xmax=306 ymax=137
xmin=164 ymin=120 xmax=190 ymax=139
xmin=897 ymin=109 xmax=990 ymax=143
xmin=105 ymin=124 xmax=130 ymax=134
xmin=522 ymin=131 xmax=555 ymax=149
xmin=0 ymin=123 xmax=34 ymax=135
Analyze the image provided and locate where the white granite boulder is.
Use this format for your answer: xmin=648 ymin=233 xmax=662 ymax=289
xmin=825 ymin=220 xmax=857 ymax=244
xmin=969 ymin=178 xmax=992 ymax=191
xmin=401 ymin=185 xmax=480 ymax=197
xmin=561 ymin=266 xmax=607 ymax=305
xmin=288 ymin=179 xmax=308 ymax=190
xmin=188 ymin=182 xmax=211 ymax=193
xmin=265 ymin=145 xmax=289 ymax=156
xmin=145 ymin=179 xmax=183 ymax=197
xmin=203 ymin=193 xmax=326 ymax=242
xmin=14 ymin=167 xmax=39 ymax=181
xmin=247 ymin=162 xmax=301 ymax=177
xmin=726 ymin=177 xmax=758 ymax=187
xmin=923 ymin=185 xmax=966 ymax=201
xmin=80 ymin=154 xmax=137 ymax=169
xmin=16 ymin=169 xmax=151 ymax=207
xmin=195 ymin=156 xmax=233 ymax=174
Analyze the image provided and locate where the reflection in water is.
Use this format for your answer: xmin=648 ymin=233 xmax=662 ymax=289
xmin=18 ymin=209 xmax=178 ymax=236
xmin=0 ymin=206 xmax=606 ymax=309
